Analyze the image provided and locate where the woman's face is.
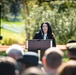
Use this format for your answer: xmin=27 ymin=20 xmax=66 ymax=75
xmin=42 ymin=23 xmax=48 ymax=34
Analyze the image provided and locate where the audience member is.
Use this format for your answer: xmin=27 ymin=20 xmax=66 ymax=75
xmin=57 ymin=60 xmax=76 ymax=75
xmin=17 ymin=51 xmax=39 ymax=73
xmin=21 ymin=67 xmax=45 ymax=75
xmin=66 ymin=41 xmax=76 ymax=60
xmin=6 ymin=44 xmax=24 ymax=60
xmin=0 ymin=56 xmax=19 ymax=75
xmin=42 ymin=47 xmax=63 ymax=75
xmin=6 ymin=44 xmax=24 ymax=75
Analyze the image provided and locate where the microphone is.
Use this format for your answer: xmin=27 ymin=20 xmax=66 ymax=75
xmin=39 ymin=28 xmax=43 ymax=36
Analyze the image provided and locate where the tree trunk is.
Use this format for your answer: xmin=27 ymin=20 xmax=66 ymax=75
xmin=26 ymin=32 xmax=30 ymax=40
xmin=22 ymin=0 xmax=30 ymax=39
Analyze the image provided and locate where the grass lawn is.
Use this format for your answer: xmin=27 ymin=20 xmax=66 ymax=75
xmin=0 ymin=19 xmax=26 ymax=45
xmin=1 ymin=19 xmax=25 ymax=26
xmin=62 ymin=51 xmax=68 ymax=62
xmin=1 ymin=28 xmax=26 ymax=45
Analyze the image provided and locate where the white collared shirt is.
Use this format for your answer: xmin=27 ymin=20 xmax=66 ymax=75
xmin=43 ymin=34 xmax=47 ymax=40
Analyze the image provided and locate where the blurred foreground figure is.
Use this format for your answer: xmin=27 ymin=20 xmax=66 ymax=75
xmin=42 ymin=47 xmax=63 ymax=75
xmin=0 ymin=56 xmax=19 ymax=75
xmin=6 ymin=44 xmax=24 ymax=60
xmin=6 ymin=44 xmax=24 ymax=75
xmin=21 ymin=67 xmax=45 ymax=75
xmin=66 ymin=40 xmax=76 ymax=60
xmin=18 ymin=51 xmax=39 ymax=73
xmin=57 ymin=60 xmax=76 ymax=75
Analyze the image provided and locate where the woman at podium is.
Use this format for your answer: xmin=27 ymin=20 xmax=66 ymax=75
xmin=33 ymin=22 xmax=56 ymax=47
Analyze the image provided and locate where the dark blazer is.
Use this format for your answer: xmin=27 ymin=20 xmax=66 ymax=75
xmin=33 ymin=32 xmax=56 ymax=47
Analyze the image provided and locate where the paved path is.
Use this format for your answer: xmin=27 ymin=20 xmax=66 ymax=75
xmin=0 ymin=45 xmax=66 ymax=52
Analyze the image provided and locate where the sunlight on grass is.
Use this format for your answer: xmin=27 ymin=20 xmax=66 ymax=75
xmin=1 ymin=29 xmax=26 ymax=45
xmin=1 ymin=19 xmax=25 ymax=26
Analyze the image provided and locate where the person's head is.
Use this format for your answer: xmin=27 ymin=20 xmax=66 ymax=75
xmin=66 ymin=42 xmax=76 ymax=59
xmin=42 ymin=47 xmax=63 ymax=70
xmin=17 ymin=51 xmax=39 ymax=72
xmin=21 ymin=67 xmax=44 ymax=75
xmin=0 ymin=56 xmax=19 ymax=75
xmin=40 ymin=22 xmax=52 ymax=35
xmin=6 ymin=44 xmax=24 ymax=60
xmin=57 ymin=60 xmax=76 ymax=75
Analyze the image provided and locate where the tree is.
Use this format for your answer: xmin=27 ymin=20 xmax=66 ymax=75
xmin=1 ymin=0 xmax=21 ymax=21
xmin=21 ymin=0 xmax=76 ymax=44
xmin=1 ymin=0 xmax=76 ymax=44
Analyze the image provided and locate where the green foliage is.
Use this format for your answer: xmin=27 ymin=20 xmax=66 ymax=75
xmin=21 ymin=1 xmax=76 ymax=44
xmin=58 ymin=1 xmax=76 ymax=13
xmin=1 ymin=19 xmax=24 ymax=26
xmin=0 ymin=51 xmax=6 ymax=56
xmin=1 ymin=0 xmax=76 ymax=44
xmin=1 ymin=0 xmax=22 ymax=22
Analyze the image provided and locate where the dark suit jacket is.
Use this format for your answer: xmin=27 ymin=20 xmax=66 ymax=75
xmin=33 ymin=32 xmax=56 ymax=47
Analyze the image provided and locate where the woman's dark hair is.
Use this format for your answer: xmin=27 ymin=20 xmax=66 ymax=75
xmin=39 ymin=22 xmax=53 ymax=39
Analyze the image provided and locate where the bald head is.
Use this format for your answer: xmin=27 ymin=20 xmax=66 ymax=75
xmin=6 ymin=44 xmax=24 ymax=60
xmin=43 ymin=47 xmax=63 ymax=69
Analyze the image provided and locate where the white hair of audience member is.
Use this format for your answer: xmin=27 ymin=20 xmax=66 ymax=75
xmin=6 ymin=44 xmax=24 ymax=60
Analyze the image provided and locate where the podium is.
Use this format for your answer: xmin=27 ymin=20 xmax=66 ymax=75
xmin=26 ymin=39 xmax=52 ymax=60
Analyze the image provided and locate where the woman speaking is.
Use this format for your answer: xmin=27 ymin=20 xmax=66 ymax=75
xmin=33 ymin=22 xmax=56 ymax=47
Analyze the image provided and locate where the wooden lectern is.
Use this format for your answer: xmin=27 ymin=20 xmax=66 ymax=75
xmin=26 ymin=39 xmax=52 ymax=60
